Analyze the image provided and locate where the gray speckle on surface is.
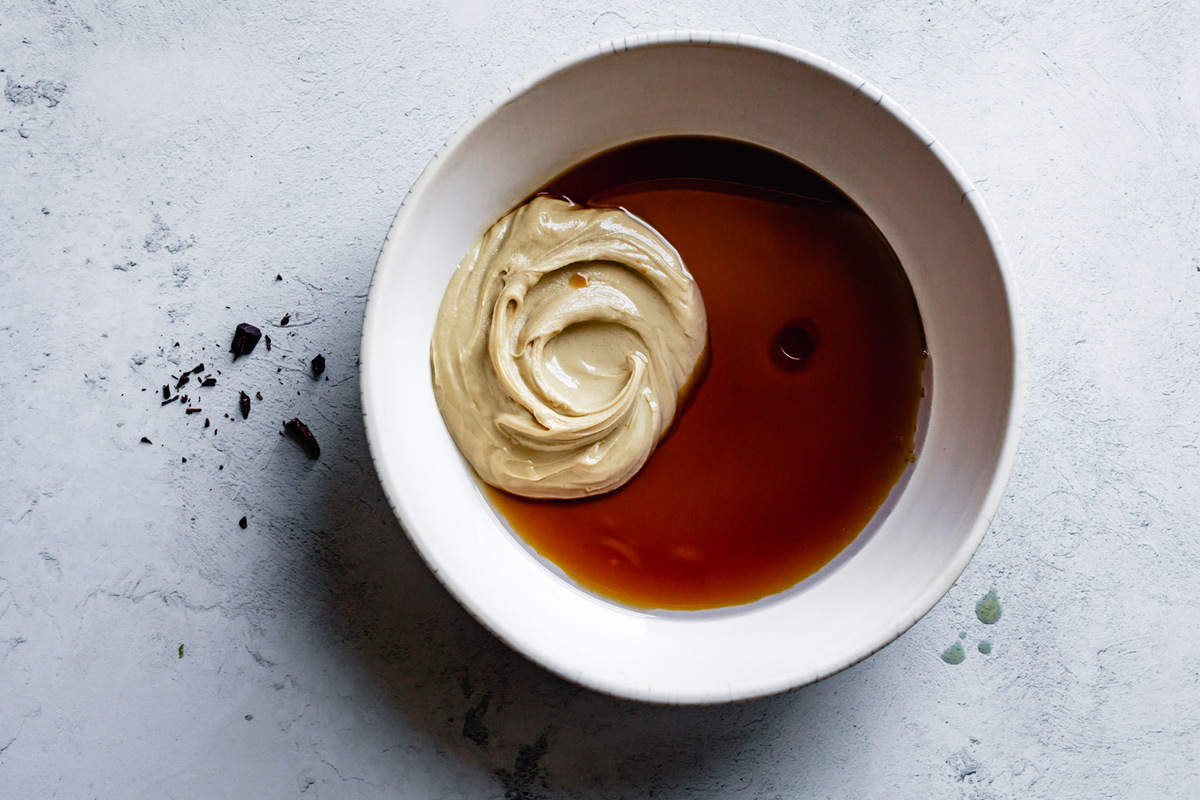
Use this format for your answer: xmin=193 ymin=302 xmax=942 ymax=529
xmin=4 ymin=76 xmax=66 ymax=107
xmin=946 ymin=748 xmax=981 ymax=782
xmin=463 ymin=693 xmax=492 ymax=748
xmin=2 ymin=1 xmax=1199 ymax=798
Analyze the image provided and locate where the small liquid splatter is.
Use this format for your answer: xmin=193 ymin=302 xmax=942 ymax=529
xmin=941 ymin=642 xmax=966 ymax=665
xmin=978 ymin=640 xmax=992 ymax=655
xmin=976 ymin=589 xmax=1002 ymax=624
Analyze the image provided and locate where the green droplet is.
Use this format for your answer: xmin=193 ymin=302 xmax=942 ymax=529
xmin=178 ymin=643 xmax=185 ymax=659
xmin=978 ymin=640 xmax=992 ymax=654
xmin=941 ymin=642 xmax=966 ymax=665
xmin=975 ymin=589 xmax=1002 ymax=625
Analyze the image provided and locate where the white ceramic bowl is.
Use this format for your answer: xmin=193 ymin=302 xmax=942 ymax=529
xmin=361 ymin=32 xmax=1021 ymax=704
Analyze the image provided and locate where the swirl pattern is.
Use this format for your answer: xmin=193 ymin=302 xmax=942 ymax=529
xmin=431 ymin=196 xmax=708 ymax=499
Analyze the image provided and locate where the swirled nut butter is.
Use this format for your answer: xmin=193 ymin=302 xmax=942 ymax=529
xmin=431 ymin=195 xmax=708 ymax=499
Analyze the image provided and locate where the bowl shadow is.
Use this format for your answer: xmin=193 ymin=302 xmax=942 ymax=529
xmin=293 ymin=386 xmax=876 ymax=798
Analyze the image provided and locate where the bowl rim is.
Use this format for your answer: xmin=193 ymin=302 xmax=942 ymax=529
xmin=359 ymin=30 xmax=1025 ymax=704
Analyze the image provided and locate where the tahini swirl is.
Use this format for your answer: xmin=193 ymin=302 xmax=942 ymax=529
xmin=431 ymin=196 xmax=708 ymax=499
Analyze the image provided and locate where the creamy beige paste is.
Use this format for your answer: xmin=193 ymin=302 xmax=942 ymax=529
xmin=431 ymin=196 xmax=708 ymax=499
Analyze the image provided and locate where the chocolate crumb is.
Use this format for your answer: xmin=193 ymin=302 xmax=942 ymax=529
xmin=173 ymin=342 xmax=179 ymax=347
xmin=283 ymin=417 xmax=320 ymax=459
xmin=275 ymin=274 xmax=282 ymax=281
xmin=175 ymin=373 xmax=190 ymax=390
xmin=204 ymin=417 xmax=210 ymax=428
xmin=280 ymin=313 xmax=290 ymax=326
xmin=255 ymin=391 xmax=262 ymax=401
xmin=218 ymin=464 xmax=223 ymax=470
xmin=161 ymin=384 xmax=170 ymax=399
xmin=238 ymin=516 xmax=247 ymax=529
xmin=140 ymin=436 xmax=152 ymax=444
xmin=239 ymin=391 xmax=251 ymax=419
xmin=185 ymin=407 xmax=202 ymax=414
xmin=264 ymin=334 xmax=272 ymax=351
xmin=181 ymin=395 xmax=188 ymax=404
xmin=201 ymin=377 xmax=216 ymax=387
xmin=230 ymin=323 xmax=262 ymax=358
xmin=191 ymin=363 xmax=205 ymax=374
xmin=310 ymin=354 xmax=325 ymax=378
xmin=181 ymin=457 xmax=187 ymax=463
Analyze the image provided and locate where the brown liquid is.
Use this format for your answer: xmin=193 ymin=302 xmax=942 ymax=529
xmin=487 ymin=137 xmax=926 ymax=610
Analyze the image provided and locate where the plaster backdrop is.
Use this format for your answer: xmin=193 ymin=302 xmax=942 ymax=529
xmin=2 ymin=1 xmax=1198 ymax=797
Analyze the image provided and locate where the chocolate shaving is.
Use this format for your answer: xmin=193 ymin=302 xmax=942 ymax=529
xmin=204 ymin=418 xmax=210 ymax=428
xmin=275 ymin=274 xmax=282 ymax=281
xmin=255 ymin=391 xmax=262 ymax=401
xmin=140 ymin=436 xmax=152 ymax=444
xmin=175 ymin=373 xmax=190 ymax=390
xmin=283 ymin=417 xmax=320 ymax=459
xmin=181 ymin=457 xmax=187 ymax=463
xmin=191 ymin=363 xmax=205 ymax=374
xmin=201 ymin=377 xmax=216 ymax=387
xmin=185 ymin=407 xmax=202 ymax=414
xmin=239 ymin=391 xmax=251 ymax=419
xmin=238 ymin=516 xmax=248 ymax=529
xmin=310 ymin=354 xmax=325 ymax=378
xmin=230 ymin=323 xmax=262 ymax=358
xmin=264 ymin=335 xmax=272 ymax=351
xmin=161 ymin=395 xmax=178 ymax=406
xmin=161 ymin=384 xmax=170 ymax=399
xmin=280 ymin=313 xmax=290 ymax=326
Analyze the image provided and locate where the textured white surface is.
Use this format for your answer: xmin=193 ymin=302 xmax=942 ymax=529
xmin=1 ymin=1 xmax=1198 ymax=797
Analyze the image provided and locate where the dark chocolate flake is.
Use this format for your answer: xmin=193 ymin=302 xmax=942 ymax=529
xmin=175 ymin=373 xmax=190 ymax=389
xmin=239 ymin=391 xmax=251 ymax=419
xmin=230 ymin=323 xmax=262 ymax=358
xmin=191 ymin=363 xmax=205 ymax=374
xmin=255 ymin=391 xmax=262 ymax=401
xmin=275 ymin=274 xmax=282 ymax=281
xmin=310 ymin=354 xmax=325 ymax=378
xmin=185 ymin=407 xmax=202 ymax=414
xmin=162 ymin=384 xmax=170 ymax=399
xmin=161 ymin=395 xmax=178 ymax=406
xmin=264 ymin=335 xmax=272 ymax=351
xmin=280 ymin=313 xmax=290 ymax=326
xmin=283 ymin=417 xmax=320 ymax=459
xmin=238 ymin=516 xmax=247 ymax=529
xmin=201 ymin=377 xmax=216 ymax=387
xmin=140 ymin=436 xmax=152 ymax=444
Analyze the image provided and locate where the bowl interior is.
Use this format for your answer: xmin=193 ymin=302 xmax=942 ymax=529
xmin=361 ymin=34 xmax=1019 ymax=703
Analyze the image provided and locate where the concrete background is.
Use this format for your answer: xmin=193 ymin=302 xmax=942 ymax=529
xmin=3 ymin=1 xmax=1198 ymax=797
